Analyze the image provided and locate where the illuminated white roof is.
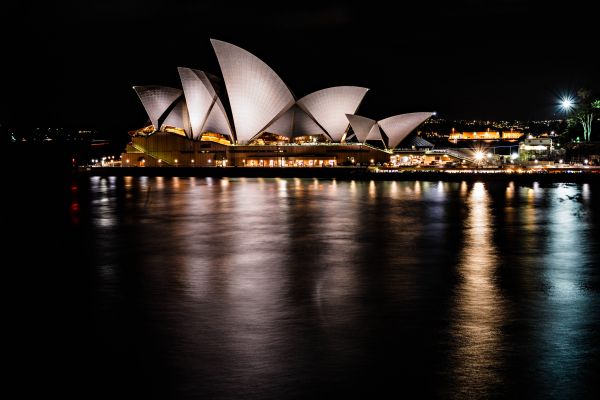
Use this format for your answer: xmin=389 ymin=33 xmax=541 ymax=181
xmin=202 ymin=101 xmax=233 ymax=139
xmin=366 ymin=123 xmax=384 ymax=142
xmin=378 ymin=112 xmax=433 ymax=148
xmin=161 ymin=98 xmax=191 ymax=134
xmin=178 ymin=67 xmax=232 ymax=139
xmin=346 ymin=114 xmax=376 ymax=143
xmin=133 ymin=41 xmax=430 ymax=147
xmin=264 ymin=106 xmax=294 ymax=137
xmin=292 ymin=107 xmax=327 ymax=137
xmin=211 ymin=39 xmax=295 ymax=143
xmin=296 ymin=86 xmax=369 ymax=142
xmin=265 ymin=106 xmax=327 ymax=138
xmin=133 ymin=86 xmax=182 ymax=131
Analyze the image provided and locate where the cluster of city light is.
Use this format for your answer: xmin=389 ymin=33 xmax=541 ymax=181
xmin=90 ymin=155 xmax=117 ymax=165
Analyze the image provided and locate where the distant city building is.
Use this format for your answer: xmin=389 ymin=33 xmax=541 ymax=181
xmin=6 ymin=127 xmax=97 ymax=143
xmin=501 ymin=131 xmax=524 ymax=140
xmin=449 ymin=130 xmax=501 ymax=140
xmin=519 ymin=137 xmax=554 ymax=162
xmin=448 ymin=130 xmax=524 ymax=141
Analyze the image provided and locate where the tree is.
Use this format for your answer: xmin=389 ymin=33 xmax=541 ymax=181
xmin=559 ymin=118 xmax=583 ymax=145
xmin=568 ymin=89 xmax=600 ymax=142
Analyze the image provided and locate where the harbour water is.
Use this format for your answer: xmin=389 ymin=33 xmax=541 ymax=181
xmin=9 ymin=177 xmax=600 ymax=398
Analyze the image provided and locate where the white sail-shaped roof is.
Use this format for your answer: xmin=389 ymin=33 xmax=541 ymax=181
xmin=265 ymin=106 xmax=294 ymax=137
xmin=366 ymin=123 xmax=386 ymax=147
xmin=202 ymin=101 xmax=233 ymax=139
xmin=178 ymin=67 xmax=233 ymax=139
xmin=292 ymin=107 xmax=327 ymax=137
xmin=210 ymin=39 xmax=295 ymax=144
xmin=161 ymin=98 xmax=191 ymax=134
xmin=265 ymin=105 xmax=327 ymax=138
xmin=177 ymin=67 xmax=217 ymax=139
xmin=346 ymin=114 xmax=376 ymax=143
xmin=296 ymin=86 xmax=369 ymax=142
xmin=133 ymin=86 xmax=182 ymax=131
xmin=378 ymin=112 xmax=433 ymax=148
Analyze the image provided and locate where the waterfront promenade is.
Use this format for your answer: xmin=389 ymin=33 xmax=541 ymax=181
xmin=81 ymin=166 xmax=600 ymax=183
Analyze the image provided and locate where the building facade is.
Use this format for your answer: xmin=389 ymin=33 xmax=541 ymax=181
xmin=519 ymin=137 xmax=554 ymax=162
xmin=122 ymin=133 xmax=390 ymax=167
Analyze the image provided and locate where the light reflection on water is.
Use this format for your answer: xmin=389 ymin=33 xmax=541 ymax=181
xmin=84 ymin=177 xmax=600 ymax=399
xmin=450 ymin=182 xmax=505 ymax=398
xmin=537 ymin=183 xmax=595 ymax=394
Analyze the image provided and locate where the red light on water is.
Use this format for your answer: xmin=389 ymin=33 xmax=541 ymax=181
xmin=70 ymin=200 xmax=80 ymax=224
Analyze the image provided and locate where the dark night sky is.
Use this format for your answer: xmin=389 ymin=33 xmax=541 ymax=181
xmin=1 ymin=0 xmax=597 ymax=133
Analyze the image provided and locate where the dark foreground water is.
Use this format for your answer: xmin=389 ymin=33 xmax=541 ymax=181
xmin=9 ymin=177 xmax=600 ymax=399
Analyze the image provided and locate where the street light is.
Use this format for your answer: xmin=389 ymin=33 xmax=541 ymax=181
xmin=559 ymin=96 xmax=575 ymax=125
xmin=474 ymin=151 xmax=485 ymax=168
xmin=560 ymin=97 xmax=574 ymax=111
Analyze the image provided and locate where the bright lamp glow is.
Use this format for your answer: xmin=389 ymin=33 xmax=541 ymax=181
xmin=474 ymin=151 xmax=484 ymax=161
xmin=560 ymin=97 xmax=574 ymax=110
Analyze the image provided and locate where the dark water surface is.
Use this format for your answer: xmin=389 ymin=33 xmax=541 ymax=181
xmin=10 ymin=177 xmax=600 ymax=398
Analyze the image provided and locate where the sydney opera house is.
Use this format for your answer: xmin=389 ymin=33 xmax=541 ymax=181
xmin=121 ymin=39 xmax=434 ymax=167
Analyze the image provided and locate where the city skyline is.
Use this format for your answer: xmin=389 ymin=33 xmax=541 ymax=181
xmin=2 ymin=1 xmax=597 ymax=134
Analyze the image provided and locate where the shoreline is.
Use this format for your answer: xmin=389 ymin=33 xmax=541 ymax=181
xmin=80 ymin=166 xmax=600 ymax=183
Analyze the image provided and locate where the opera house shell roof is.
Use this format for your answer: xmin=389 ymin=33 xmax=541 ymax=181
xmin=346 ymin=112 xmax=434 ymax=149
xmin=132 ymin=39 xmax=432 ymax=147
